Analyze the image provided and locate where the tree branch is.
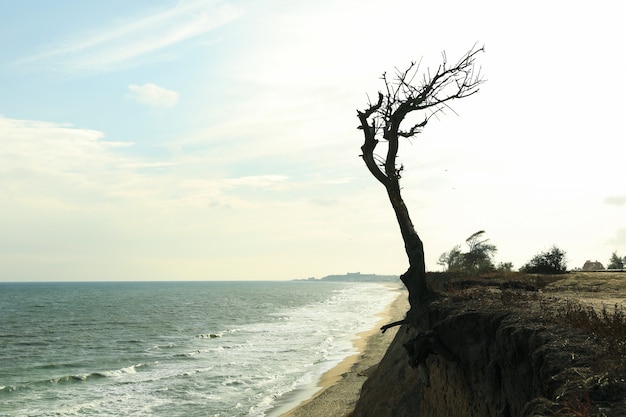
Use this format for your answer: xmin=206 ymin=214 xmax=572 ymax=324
xmin=357 ymin=93 xmax=388 ymax=185
xmin=381 ymin=319 xmax=407 ymax=333
xmin=398 ymin=117 xmax=428 ymax=138
xmin=358 ymin=46 xmax=485 ymax=167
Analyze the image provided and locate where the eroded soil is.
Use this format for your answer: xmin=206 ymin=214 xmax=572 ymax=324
xmin=428 ymin=271 xmax=626 ymax=416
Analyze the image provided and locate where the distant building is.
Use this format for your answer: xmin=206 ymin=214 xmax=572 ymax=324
xmin=582 ymin=260 xmax=605 ymax=271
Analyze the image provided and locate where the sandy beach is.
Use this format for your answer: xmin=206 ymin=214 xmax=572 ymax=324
xmin=277 ymin=285 xmax=409 ymax=417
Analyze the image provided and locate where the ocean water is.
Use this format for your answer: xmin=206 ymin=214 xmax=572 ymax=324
xmin=0 ymin=281 xmax=398 ymax=417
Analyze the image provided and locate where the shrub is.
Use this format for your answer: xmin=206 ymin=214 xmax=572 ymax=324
xmin=607 ymin=251 xmax=625 ymax=270
xmin=520 ymin=245 xmax=567 ymax=274
xmin=496 ymin=262 xmax=514 ymax=272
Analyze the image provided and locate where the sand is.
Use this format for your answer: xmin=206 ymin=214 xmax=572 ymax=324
xmin=277 ymin=285 xmax=409 ymax=417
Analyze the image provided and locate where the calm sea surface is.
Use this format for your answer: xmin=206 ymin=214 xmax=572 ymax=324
xmin=0 ymin=281 xmax=398 ymax=417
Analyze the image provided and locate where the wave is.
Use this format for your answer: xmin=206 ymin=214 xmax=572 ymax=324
xmin=197 ymin=328 xmax=240 ymax=339
xmin=197 ymin=333 xmax=222 ymax=339
xmin=147 ymin=342 xmax=177 ymax=351
xmin=34 ymin=362 xmax=80 ymax=370
xmin=173 ymin=349 xmax=208 ymax=358
xmin=50 ymin=363 xmax=149 ymax=384
xmin=12 ymin=340 xmax=50 ymax=347
xmin=115 ymin=338 xmax=144 ymax=344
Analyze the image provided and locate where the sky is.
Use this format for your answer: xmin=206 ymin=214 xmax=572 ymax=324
xmin=1 ymin=0 xmax=624 ymax=281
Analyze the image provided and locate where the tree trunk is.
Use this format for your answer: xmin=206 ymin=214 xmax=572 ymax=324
xmin=385 ymin=180 xmax=429 ymax=324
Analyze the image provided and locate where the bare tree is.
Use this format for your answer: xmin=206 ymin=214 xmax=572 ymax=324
xmin=357 ymin=46 xmax=484 ymax=326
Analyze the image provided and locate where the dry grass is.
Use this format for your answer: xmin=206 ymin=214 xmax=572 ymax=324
xmin=553 ymin=391 xmax=592 ymax=417
xmin=548 ymin=301 xmax=626 ymax=351
xmin=428 ymin=271 xmax=567 ymax=294
xmin=545 ymin=272 xmax=626 ymax=292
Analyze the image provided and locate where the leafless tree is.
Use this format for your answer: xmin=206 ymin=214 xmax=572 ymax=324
xmin=357 ymin=45 xmax=485 ymax=327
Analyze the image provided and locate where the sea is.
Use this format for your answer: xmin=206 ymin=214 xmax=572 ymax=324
xmin=0 ymin=280 xmax=399 ymax=417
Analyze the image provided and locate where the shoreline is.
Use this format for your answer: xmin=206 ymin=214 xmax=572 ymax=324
xmin=273 ymin=284 xmax=409 ymax=417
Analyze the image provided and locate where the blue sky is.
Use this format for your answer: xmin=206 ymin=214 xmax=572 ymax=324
xmin=1 ymin=0 xmax=625 ymax=281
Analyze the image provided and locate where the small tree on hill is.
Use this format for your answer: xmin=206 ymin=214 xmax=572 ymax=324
xmin=437 ymin=245 xmax=463 ymax=272
xmin=357 ymin=46 xmax=484 ymax=324
xmin=520 ymin=245 xmax=567 ymax=274
xmin=496 ymin=262 xmax=514 ymax=272
xmin=463 ymin=230 xmax=497 ymax=274
xmin=607 ymin=252 xmax=624 ymax=270
xmin=438 ymin=230 xmax=497 ymax=275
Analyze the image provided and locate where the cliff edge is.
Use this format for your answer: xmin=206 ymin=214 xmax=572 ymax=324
xmin=351 ymin=272 xmax=626 ymax=417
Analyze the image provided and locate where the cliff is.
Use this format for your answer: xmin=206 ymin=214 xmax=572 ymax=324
xmin=351 ymin=272 xmax=626 ymax=417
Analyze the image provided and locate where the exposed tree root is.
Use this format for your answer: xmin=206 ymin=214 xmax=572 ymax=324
xmin=380 ymin=319 xmax=407 ymax=333
xmin=403 ymin=330 xmax=460 ymax=368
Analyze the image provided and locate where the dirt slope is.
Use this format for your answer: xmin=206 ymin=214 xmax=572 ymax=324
xmin=351 ymin=272 xmax=626 ymax=417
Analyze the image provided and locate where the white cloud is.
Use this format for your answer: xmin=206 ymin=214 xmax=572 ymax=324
xmin=609 ymin=229 xmax=626 ymax=246
xmin=224 ymin=175 xmax=289 ymax=188
xmin=127 ymin=83 xmax=180 ymax=108
xmin=20 ymin=0 xmax=243 ymax=72
xmin=605 ymin=195 xmax=626 ymax=206
xmin=0 ymin=115 xmax=296 ymax=210
xmin=0 ymin=115 xmax=131 ymax=172
xmin=0 ymin=115 xmax=139 ymax=203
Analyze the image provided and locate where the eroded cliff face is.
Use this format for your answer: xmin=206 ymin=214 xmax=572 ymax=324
xmin=352 ymin=274 xmax=626 ymax=417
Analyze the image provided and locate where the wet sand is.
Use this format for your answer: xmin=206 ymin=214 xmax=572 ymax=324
xmin=277 ymin=285 xmax=409 ymax=417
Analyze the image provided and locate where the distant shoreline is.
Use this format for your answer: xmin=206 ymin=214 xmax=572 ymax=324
xmin=294 ymin=272 xmax=400 ymax=283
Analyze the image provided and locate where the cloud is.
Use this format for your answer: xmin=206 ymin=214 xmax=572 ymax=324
xmin=0 ymin=115 xmax=132 ymax=170
xmin=224 ymin=175 xmax=289 ymax=188
xmin=0 ymin=115 xmax=138 ymax=202
xmin=20 ymin=0 xmax=243 ymax=72
xmin=0 ymin=115 xmax=295 ymax=210
xmin=605 ymin=195 xmax=626 ymax=206
xmin=127 ymin=83 xmax=180 ymax=108
xmin=609 ymin=228 xmax=626 ymax=246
